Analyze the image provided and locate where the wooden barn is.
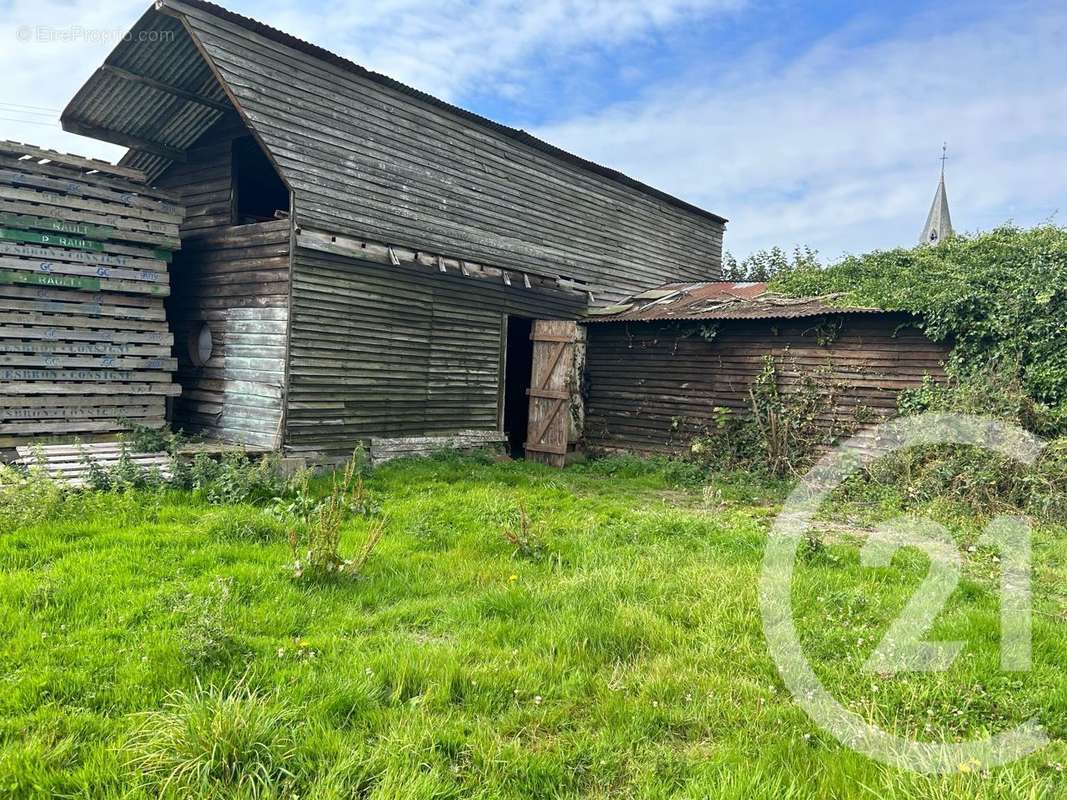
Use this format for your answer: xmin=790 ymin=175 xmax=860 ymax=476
xmin=59 ymin=0 xmax=727 ymax=463
xmin=581 ymin=282 xmax=951 ymax=455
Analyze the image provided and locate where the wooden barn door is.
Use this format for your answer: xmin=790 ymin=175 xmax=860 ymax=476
xmin=525 ymin=320 xmax=578 ymax=467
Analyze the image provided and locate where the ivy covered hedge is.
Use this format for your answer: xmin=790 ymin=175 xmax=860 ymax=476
xmin=770 ymin=225 xmax=1067 ymax=416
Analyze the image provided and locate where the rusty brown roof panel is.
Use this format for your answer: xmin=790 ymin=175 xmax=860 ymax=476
xmin=583 ymin=281 xmax=884 ymax=322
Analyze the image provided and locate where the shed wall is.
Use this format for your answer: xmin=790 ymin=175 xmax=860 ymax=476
xmin=153 ymin=117 xmax=292 ymax=450
xmin=583 ymin=315 xmax=950 ymax=454
xmin=285 ymin=248 xmax=586 ymax=459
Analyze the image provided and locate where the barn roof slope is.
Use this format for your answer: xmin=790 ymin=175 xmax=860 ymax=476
xmin=61 ymin=0 xmax=725 ymax=225
xmin=584 ymin=281 xmax=885 ymax=322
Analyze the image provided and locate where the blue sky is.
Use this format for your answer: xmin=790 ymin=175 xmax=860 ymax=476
xmin=0 ymin=0 xmax=1063 ymax=260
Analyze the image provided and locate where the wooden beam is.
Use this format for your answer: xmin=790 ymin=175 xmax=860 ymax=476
xmin=98 ymin=64 xmax=232 ymax=114
xmin=0 ymin=140 xmax=146 ymax=182
xmin=60 ymin=118 xmax=187 ymax=163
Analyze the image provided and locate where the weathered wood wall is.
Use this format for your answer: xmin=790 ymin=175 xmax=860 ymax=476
xmin=152 ymin=117 xmax=291 ymax=450
xmin=162 ymin=0 xmax=725 ymax=300
xmin=582 ymin=314 xmax=950 ymax=455
xmin=165 ymin=221 xmax=290 ymax=450
xmin=285 ymin=248 xmax=587 ymax=459
xmin=157 ymin=140 xmax=233 ymax=235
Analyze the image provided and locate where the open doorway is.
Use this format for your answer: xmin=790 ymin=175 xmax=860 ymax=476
xmin=502 ymin=316 xmax=533 ymax=458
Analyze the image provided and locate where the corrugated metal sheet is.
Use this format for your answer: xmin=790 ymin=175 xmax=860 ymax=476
xmin=584 ymin=281 xmax=884 ymax=322
xmin=61 ymin=8 xmax=230 ymax=182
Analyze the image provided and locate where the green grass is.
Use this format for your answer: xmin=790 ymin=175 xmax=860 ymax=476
xmin=1 ymin=455 xmax=1066 ymax=798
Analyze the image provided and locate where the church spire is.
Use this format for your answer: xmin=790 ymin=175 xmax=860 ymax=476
xmin=920 ymin=143 xmax=954 ymax=246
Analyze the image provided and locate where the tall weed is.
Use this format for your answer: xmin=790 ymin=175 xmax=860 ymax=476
xmin=286 ymin=453 xmax=386 ymax=581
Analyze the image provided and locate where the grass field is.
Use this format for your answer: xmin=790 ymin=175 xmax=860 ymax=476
xmin=1 ymin=454 xmax=1065 ymax=798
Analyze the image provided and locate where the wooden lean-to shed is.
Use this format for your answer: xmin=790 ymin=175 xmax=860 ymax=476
xmin=61 ymin=0 xmax=728 ymax=465
xmin=581 ymin=282 xmax=951 ymax=455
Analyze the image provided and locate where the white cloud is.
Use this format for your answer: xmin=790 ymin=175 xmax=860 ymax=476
xmin=254 ymin=0 xmax=745 ymax=100
xmin=534 ymin=3 xmax=1067 ymax=259
xmin=0 ymin=0 xmax=142 ymax=160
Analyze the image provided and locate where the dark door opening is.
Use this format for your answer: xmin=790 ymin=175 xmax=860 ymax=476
xmin=502 ymin=316 xmax=534 ymax=458
xmin=232 ymin=135 xmax=289 ymax=224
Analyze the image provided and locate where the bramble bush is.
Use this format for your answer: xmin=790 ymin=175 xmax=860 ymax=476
xmin=768 ymin=224 xmax=1067 ymax=517
xmin=772 ymin=224 xmax=1067 ymax=418
xmin=689 ymin=356 xmax=870 ymax=478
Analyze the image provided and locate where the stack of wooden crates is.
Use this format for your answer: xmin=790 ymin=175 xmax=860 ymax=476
xmin=0 ymin=141 xmax=184 ymax=448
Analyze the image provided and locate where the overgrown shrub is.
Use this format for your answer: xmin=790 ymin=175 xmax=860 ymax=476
xmin=837 ymin=369 xmax=1067 ymax=522
xmin=689 ymin=357 xmax=869 ymax=477
xmin=126 ymin=678 xmax=298 ymax=797
xmin=773 ymin=224 xmax=1067 ymax=417
xmin=184 ymin=453 xmax=286 ymax=506
xmin=0 ymin=464 xmax=66 ymax=531
xmin=82 ymin=445 xmax=169 ymax=492
xmin=741 ymin=225 xmax=1067 ymax=516
xmin=120 ymin=422 xmax=188 ymax=454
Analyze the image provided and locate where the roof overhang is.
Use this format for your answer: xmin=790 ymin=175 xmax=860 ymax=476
xmin=60 ymin=5 xmax=237 ymax=182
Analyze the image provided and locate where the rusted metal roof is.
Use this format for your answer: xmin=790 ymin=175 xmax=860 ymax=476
xmin=584 ymin=281 xmax=884 ymax=322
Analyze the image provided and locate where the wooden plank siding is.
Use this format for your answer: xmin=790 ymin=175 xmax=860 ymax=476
xmin=165 ymin=219 xmax=290 ymax=450
xmin=582 ymin=315 xmax=951 ymax=455
xmin=162 ymin=0 xmax=725 ymax=301
xmin=153 ymin=121 xmax=242 ymax=235
xmin=151 ymin=115 xmax=292 ymax=450
xmin=285 ymin=248 xmax=586 ymax=459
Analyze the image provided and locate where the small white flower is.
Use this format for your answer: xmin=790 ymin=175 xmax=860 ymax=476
xmin=533 ymin=695 xmax=543 ymax=705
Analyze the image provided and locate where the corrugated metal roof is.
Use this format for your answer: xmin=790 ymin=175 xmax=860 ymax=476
xmin=61 ymin=0 xmax=727 ymax=225
xmin=584 ymin=281 xmax=885 ymax=322
xmin=61 ymin=8 xmax=231 ymax=182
